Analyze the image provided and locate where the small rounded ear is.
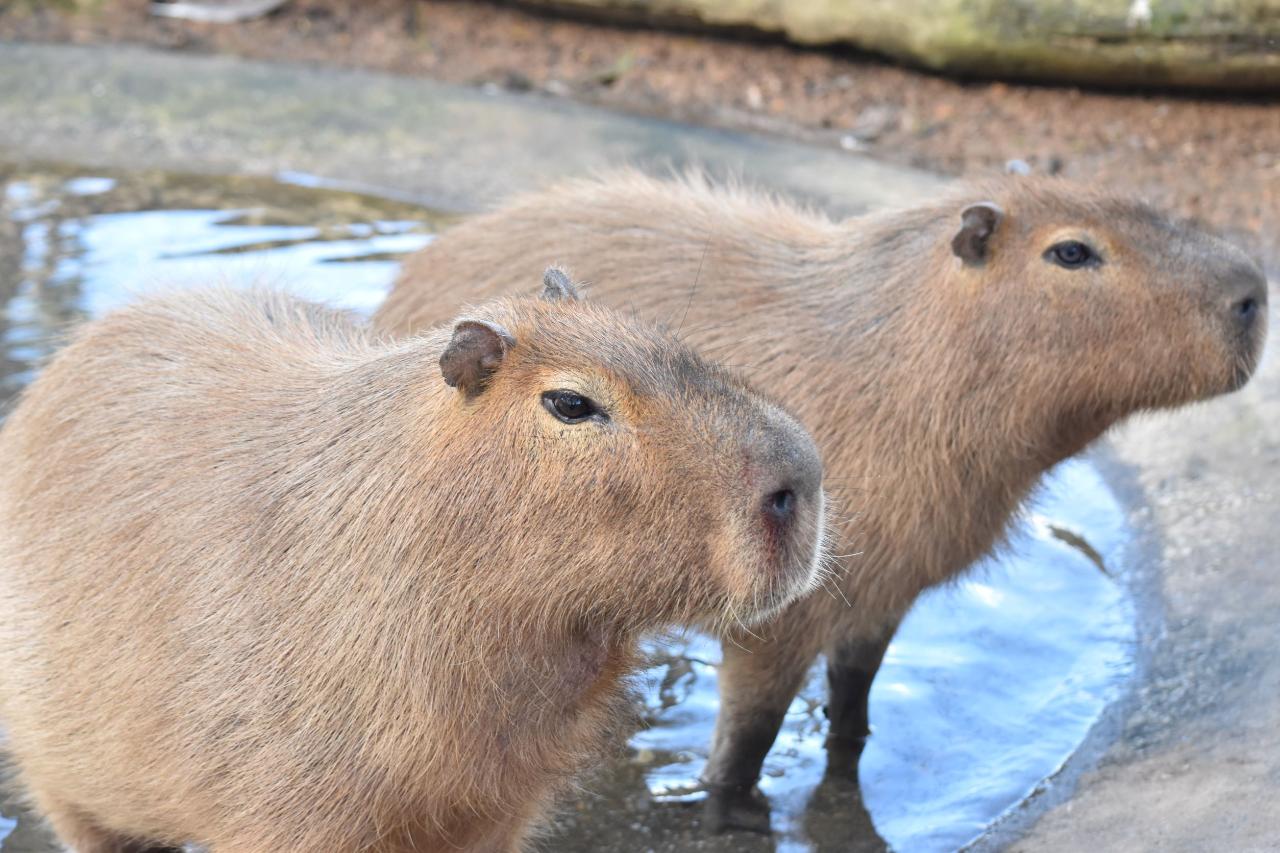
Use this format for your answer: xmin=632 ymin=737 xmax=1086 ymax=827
xmin=951 ymin=201 xmax=1004 ymax=266
xmin=541 ymin=267 xmax=581 ymax=302
xmin=439 ymin=319 xmax=516 ymax=396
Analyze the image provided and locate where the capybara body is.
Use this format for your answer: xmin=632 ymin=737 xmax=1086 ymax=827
xmin=0 ymin=274 xmax=827 ymax=852
xmin=377 ymin=173 xmax=1268 ymax=829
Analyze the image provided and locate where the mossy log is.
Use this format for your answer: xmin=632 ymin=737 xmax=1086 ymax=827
xmin=520 ymin=0 xmax=1280 ymax=91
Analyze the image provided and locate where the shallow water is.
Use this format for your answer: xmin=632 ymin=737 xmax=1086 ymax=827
xmin=0 ymin=163 xmax=1136 ymax=852
xmin=547 ymin=462 xmax=1136 ymax=853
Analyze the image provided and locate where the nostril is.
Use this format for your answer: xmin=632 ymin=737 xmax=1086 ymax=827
xmin=1234 ymin=296 xmax=1259 ymax=323
xmin=764 ymin=488 xmax=796 ymax=522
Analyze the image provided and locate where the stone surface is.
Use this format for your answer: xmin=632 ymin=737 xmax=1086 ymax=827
xmin=1002 ymin=312 xmax=1280 ymax=851
xmin=526 ymin=0 xmax=1280 ymax=90
xmin=0 ymin=42 xmax=940 ymax=216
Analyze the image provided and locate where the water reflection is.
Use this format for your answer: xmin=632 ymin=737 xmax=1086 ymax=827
xmin=0 ymin=161 xmax=445 ymax=413
xmin=0 ymin=163 xmax=1136 ymax=853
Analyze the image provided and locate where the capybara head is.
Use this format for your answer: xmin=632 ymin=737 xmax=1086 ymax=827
xmin=433 ymin=268 xmax=827 ymax=631
xmin=942 ymin=179 xmax=1267 ymax=423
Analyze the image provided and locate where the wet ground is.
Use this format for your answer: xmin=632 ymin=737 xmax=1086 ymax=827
xmin=4 ymin=0 xmax=1276 ymax=269
xmin=0 ymin=162 xmax=1139 ymax=852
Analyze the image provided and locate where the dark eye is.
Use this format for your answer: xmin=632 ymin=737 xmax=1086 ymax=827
xmin=541 ymin=390 xmax=604 ymax=424
xmin=1046 ymin=240 xmax=1096 ymax=269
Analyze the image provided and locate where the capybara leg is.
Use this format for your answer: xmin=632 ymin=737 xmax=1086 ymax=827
xmin=823 ymin=625 xmax=895 ymax=778
xmin=700 ymin=632 xmax=819 ymax=835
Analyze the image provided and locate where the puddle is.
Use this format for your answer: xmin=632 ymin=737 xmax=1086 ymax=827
xmin=0 ymin=162 xmax=447 ymax=393
xmin=0 ymin=163 xmax=1137 ymax=852
xmin=547 ymin=461 xmax=1136 ymax=852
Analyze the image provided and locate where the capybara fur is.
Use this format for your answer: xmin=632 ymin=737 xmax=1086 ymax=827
xmin=376 ymin=172 xmax=1269 ymax=831
xmin=0 ymin=271 xmax=829 ymax=852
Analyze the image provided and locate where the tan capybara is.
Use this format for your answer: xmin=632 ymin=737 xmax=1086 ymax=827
xmin=376 ymin=173 xmax=1269 ymax=832
xmin=0 ymin=270 xmax=829 ymax=853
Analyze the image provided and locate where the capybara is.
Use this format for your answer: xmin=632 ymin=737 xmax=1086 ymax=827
xmin=376 ymin=173 xmax=1269 ymax=831
xmin=0 ymin=270 xmax=829 ymax=852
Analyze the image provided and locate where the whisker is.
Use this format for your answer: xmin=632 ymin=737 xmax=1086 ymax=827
xmin=676 ymin=242 xmax=710 ymax=338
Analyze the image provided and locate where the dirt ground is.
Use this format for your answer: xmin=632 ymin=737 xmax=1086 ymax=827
xmin=3 ymin=0 xmax=1277 ymax=268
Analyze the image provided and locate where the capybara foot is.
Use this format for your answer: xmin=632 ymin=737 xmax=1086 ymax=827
xmin=702 ymin=784 xmax=772 ymax=835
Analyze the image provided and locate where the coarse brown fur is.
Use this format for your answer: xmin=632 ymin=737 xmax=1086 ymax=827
xmin=376 ymin=172 xmax=1268 ymax=829
xmin=0 ymin=278 xmax=828 ymax=852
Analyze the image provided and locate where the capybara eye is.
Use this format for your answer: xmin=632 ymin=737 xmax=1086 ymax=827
xmin=542 ymin=390 xmax=603 ymax=424
xmin=1046 ymin=240 xmax=1096 ymax=269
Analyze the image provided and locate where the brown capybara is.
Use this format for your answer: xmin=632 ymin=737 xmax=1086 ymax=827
xmin=0 ymin=269 xmax=830 ymax=852
xmin=376 ymin=172 xmax=1269 ymax=832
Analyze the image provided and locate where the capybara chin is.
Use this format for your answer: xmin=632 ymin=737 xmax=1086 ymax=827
xmin=376 ymin=172 xmax=1268 ymax=832
xmin=0 ymin=269 xmax=828 ymax=852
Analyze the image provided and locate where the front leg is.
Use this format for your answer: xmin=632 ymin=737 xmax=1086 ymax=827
xmin=823 ymin=622 xmax=897 ymax=778
xmin=700 ymin=607 xmax=825 ymax=835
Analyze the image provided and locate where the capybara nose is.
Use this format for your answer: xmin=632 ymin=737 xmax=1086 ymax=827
xmin=763 ymin=487 xmax=797 ymax=524
xmin=1226 ymin=264 xmax=1268 ymax=331
xmin=755 ymin=412 xmax=823 ymax=529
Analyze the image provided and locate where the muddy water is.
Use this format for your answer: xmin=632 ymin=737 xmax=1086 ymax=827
xmin=0 ymin=163 xmax=1136 ymax=853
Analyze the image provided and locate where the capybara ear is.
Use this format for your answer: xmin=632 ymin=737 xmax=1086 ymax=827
xmin=951 ymin=202 xmax=1004 ymax=266
xmin=541 ymin=267 xmax=581 ymax=302
xmin=439 ymin=319 xmax=516 ymax=395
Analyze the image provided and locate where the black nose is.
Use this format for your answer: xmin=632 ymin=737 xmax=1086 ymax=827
xmin=764 ymin=488 xmax=797 ymax=523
